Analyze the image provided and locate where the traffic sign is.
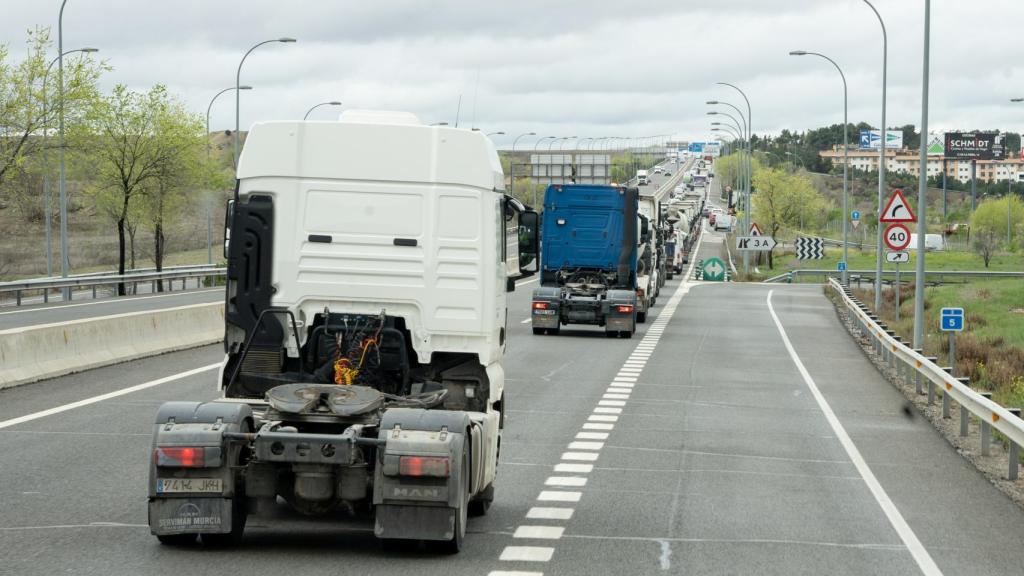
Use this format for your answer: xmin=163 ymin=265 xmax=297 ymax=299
xmin=749 ymin=222 xmax=763 ymax=236
xmin=886 ymin=251 xmax=910 ymax=263
xmin=702 ymin=257 xmax=726 ymax=281
xmin=794 ymin=237 xmax=824 ymax=260
xmin=736 ymin=236 xmax=777 ymax=251
xmin=851 ymin=220 xmax=860 ymax=230
xmin=940 ymin=308 xmax=964 ymax=332
xmin=883 ymin=223 xmax=911 ymax=251
xmin=837 ymin=261 xmax=847 ymax=272
xmin=851 ymin=210 xmax=861 ymax=221
xmin=879 ymin=189 xmax=917 ymax=223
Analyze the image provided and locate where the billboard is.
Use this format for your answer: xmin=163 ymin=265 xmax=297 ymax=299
xmin=688 ymin=142 xmax=705 ymax=153
xmin=926 ymin=132 xmax=944 ymax=156
xmin=703 ymin=142 xmax=722 ymax=157
xmin=943 ymin=132 xmax=1005 ymax=160
xmin=858 ymin=130 xmax=903 ymax=150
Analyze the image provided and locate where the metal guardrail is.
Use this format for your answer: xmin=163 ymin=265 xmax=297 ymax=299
xmin=828 ymin=277 xmax=1024 ymax=480
xmin=765 ymin=269 xmax=1024 ymax=284
xmin=0 ymin=266 xmax=226 ymax=307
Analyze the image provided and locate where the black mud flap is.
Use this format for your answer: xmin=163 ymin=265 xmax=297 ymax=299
xmin=374 ymin=504 xmax=456 ymax=541
xmin=149 ymin=498 xmax=231 ymax=535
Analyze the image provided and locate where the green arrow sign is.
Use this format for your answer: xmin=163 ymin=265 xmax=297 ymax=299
xmin=702 ymin=257 xmax=726 ymax=281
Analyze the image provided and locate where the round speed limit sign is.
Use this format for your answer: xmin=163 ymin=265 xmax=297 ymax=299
xmin=884 ymin=223 xmax=911 ymax=251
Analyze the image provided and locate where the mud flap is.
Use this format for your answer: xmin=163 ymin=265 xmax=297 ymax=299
xmin=149 ymin=498 xmax=231 ymax=535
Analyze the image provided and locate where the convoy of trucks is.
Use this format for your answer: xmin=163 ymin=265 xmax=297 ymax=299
xmin=147 ymin=111 xmax=539 ymax=552
xmin=147 ymin=127 xmax=707 ymax=552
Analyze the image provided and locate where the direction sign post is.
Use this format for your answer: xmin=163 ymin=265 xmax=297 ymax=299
xmin=885 ymin=251 xmax=909 ymax=263
xmin=895 ymin=260 xmax=901 ymax=321
xmin=940 ymin=307 xmax=964 ymax=377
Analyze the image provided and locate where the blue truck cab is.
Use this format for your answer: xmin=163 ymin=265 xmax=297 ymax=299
xmin=531 ymin=184 xmax=640 ymax=338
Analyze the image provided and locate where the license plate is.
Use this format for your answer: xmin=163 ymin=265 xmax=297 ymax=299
xmin=156 ymin=478 xmax=222 ymax=494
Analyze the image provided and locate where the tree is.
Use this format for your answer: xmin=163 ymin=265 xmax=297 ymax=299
xmin=86 ymin=85 xmax=196 ymax=294
xmin=142 ymin=98 xmax=206 ymax=289
xmin=970 ymin=196 xmax=1024 ymax=267
xmin=0 ymin=27 xmax=104 ymax=193
xmin=752 ymin=167 xmax=827 ymax=268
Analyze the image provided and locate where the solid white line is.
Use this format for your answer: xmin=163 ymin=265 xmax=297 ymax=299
xmin=555 ymin=463 xmax=594 ymax=473
xmin=0 ymin=289 xmax=221 ymax=317
xmin=515 ymin=277 xmax=540 ymax=288
xmin=561 ymin=452 xmax=599 ymax=461
xmin=520 ymin=318 xmax=531 ymax=324
xmin=527 ymin=507 xmax=575 ymax=520
xmin=545 ymin=476 xmax=587 ymax=487
xmin=537 ymin=490 xmax=582 ymax=502
xmin=582 ymin=423 xmax=614 ymax=430
xmin=765 ymin=289 xmax=943 ymax=576
xmin=500 ymin=546 xmax=555 ymax=562
xmin=0 ymin=363 xmax=221 ymax=430
xmin=514 ymin=526 xmax=565 ymax=540
xmin=568 ymin=441 xmax=604 ymax=450
xmin=576 ymin=431 xmax=609 ymax=440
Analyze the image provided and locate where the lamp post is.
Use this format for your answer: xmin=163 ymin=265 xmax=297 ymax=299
xmin=790 ymin=50 xmax=849 ymax=286
xmin=862 ymin=0 xmax=889 ymax=312
xmin=42 ymin=47 xmax=98 ymax=278
xmin=708 ymin=111 xmax=746 ymax=213
xmin=716 ymin=83 xmax=752 ymax=273
xmin=303 ymin=101 xmax=341 ymax=121
xmin=535 ymin=136 xmax=557 ymax=191
xmin=206 ymin=85 xmax=251 ymax=265
xmin=912 ymin=0 xmax=932 ymax=350
xmin=511 ymin=132 xmax=536 ymax=205
xmin=785 ymin=151 xmax=805 ymax=169
xmin=235 ymin=37 xmax=297 ymax=167
xmin=57 ymin=0 xmax=73 ymax=292
xmin=709 ymin=100 xmax=749 ymax=231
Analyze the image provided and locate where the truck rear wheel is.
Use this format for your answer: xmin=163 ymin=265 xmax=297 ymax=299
xmin=469 ymin=482 xmax=494 ymax=516
xmin=532 ymin=327 xmax=544 ymax=335
xmin=157 ymin=534 xmax=197 ymax=546
xmin=637 ymin=309 xmax=647 ymax=323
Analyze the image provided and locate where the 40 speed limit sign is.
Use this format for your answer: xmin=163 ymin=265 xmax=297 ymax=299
xmin=884 ymin=223 xmax=911 ymax=251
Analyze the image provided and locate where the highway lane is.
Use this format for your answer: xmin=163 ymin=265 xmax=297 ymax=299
xmin=0 ymin=288 xmax=223 ymax=331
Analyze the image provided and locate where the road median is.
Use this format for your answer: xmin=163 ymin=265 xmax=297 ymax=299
xmin=0 ymin=302 xmax=224 ymax=389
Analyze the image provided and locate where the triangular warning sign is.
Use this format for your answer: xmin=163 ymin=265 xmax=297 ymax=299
xmin=879 ymin=189 xmax=916 ymax=223
xmin=749 ymin=223 xmax=763 ymax=236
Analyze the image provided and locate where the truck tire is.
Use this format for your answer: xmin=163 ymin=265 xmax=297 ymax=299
xmin=532 ymin=327 xmax=544 ymax=335
xmin=469 ymin=482 xmax=494 ymax=517
xmin=637 ymin=309 xmax=647 ymax=323
xmin=666 ymin=271 xmax=674 ymax=280
xmin=157 ymin=534 xmax=197 ymax=546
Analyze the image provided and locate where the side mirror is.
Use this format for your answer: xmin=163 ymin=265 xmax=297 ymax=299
xmin=223 ymin=199 xmax=235 ymax=259
xmin=507 ymin=277 xmax=516 ymax=292
xmin=639 ymin=214 xmax=650 ymax=244
xmin=518 ymin=210 xmax=540 ymax=275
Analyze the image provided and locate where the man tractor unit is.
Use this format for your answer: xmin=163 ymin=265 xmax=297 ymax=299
xmin=146 ymin=111 xmax=539 ymax=552
xmin=531 ymin=184 xmax=640 ymax=337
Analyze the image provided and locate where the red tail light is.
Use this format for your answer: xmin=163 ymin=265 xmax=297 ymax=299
xmin=399 ymin=455 xmax=450 ymax=477
xmin=532 ymin=301 xmax=549 ymax=310
xmin=636 ymin=289 xmax=645 ymax=299
xmin=616 ymin=305 xmax=634 ymax=314
xmin=154 ymin=446 xmax=205 ymax=468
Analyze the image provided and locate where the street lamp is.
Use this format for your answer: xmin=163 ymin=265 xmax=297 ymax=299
xmin=709 ymin=100 xmax=750 ymax=235
xmin=1012 ymin=98 xmax=1023 ymax=102
xmin=785 ymin=151 xmax=806 ymax=169
xmin=534 ymin=136 xmax=557 ymax=190
xmin=486 ymin=131 xmax=505 ymax=137
xmin=235 ymin=37 xmax=297 ymax=167
xmin=862 ymin=0 xmax=889 ymax=312
xmin=303 ymin=100 xmax=341 ymax=121
xmin=206 ymin=85 xmax=252 ymax=265
xmin=790 ymin=50 xmax=849 ymax=286
xmin=716 ymin=82 xmax=753 ymax=274
xmin=42 ymin=47 xmax=98 ymax=278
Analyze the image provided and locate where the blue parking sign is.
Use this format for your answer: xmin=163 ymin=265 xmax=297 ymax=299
xmin=940 ymin=307 xmax=964 ymax=332
xmin=837 ymin=261 xmax=847 ymax=272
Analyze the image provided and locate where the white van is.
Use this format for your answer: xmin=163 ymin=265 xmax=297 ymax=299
xmin=907 ymin=233 xmax=945 ymax=251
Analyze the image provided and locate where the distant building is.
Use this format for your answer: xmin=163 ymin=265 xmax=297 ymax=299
xmin=819 ymin=147 xmax=1022 ymax=183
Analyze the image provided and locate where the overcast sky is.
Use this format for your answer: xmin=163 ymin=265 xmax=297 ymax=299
xmin=4 ymin=0 xmax=1023 ymax=148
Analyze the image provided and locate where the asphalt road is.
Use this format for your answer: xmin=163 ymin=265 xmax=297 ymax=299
xmin=0 ymin=288 xmax=223 ymax=331
xmin=3 ymin=194 xmax=1024 ymax=575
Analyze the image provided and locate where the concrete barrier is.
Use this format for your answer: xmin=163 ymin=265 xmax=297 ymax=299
xmin=0 ymin=302 xmax=224 ymax=389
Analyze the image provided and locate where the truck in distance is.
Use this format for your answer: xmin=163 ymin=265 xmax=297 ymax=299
xmin=531 ymin=184 xmax=639 ymax=338
xmin=146 ymin=110 xmax=539 ymax=553
xmin=637 ymin=169 xmax=649 ymax=186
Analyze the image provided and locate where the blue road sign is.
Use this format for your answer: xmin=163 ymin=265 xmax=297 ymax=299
xmin=940 ymin=307 xmax=964 ymax=332
xmin=837 ymin=261 xmax=847 ymax=272
xmin=851 ymin=210 xmax=861 ymax=221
